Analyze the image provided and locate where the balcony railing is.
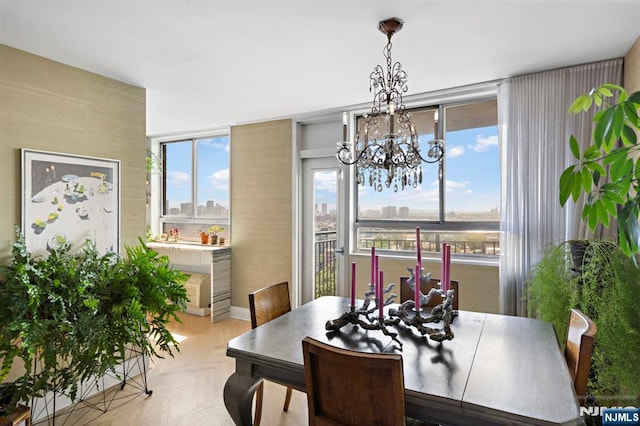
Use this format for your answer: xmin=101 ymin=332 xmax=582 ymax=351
xmin=359 ymin=238 xmax=499 ymax=255
xmin=314 ymin=231 xmax=337 ymax=298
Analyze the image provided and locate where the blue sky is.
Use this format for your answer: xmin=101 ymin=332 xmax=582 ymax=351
xmin=357 ymin=125 xmax=499 ymax=213
xmin=165 ymin=136 xmax=230 ymax=209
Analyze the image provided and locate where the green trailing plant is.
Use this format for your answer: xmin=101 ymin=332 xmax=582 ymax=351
xmin=526 ymin=241 xmax=581 ymax=342
xmin=559 ymin=84 xmax=640 ymax=259
xmin=527 ymin=240 xmax=640 ymax=405
xmin=0 ymin=229 xmax=188 ymax=408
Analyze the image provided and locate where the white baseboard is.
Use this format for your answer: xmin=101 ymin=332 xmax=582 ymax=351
xmin=230 ymin=305 xmax=250 ymax=321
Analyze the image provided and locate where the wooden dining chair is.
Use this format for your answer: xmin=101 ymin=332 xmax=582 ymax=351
xmin=302 ymin=336 xmax=406 ymax=426
xmin=248 ymin=281 xmax=294 ymax=426
xmin=565 ymin=308 xmax=597 ymax=401
xmin=400 ymin=276 xmax=459 ymax=311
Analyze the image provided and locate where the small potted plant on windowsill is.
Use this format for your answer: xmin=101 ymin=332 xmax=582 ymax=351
xmin=208 ymin=225 xmax=224 ymax=245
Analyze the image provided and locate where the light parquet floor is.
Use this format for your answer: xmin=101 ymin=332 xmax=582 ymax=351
xmin=39 ymin=312 xmax=308 ymax=426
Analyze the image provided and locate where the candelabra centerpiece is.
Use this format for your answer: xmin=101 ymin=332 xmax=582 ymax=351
xmin=325 ymin=233 xmax=457 ymax=349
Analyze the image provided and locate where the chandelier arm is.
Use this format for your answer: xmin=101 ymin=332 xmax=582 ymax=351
xmin=337 ymin=144 xmax=368 ymax=166
xmin=410 ymin=143 xmax=446 ymax=164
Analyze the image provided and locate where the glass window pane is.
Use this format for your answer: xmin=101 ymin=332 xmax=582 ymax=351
xmin=196 ymin=136 xmax=230 ymax=219
xmin=444 ymin=100 xmax=499 ymax=222
xmin=356 ymin=227 xmax=500 ymax=256
xmin=357 ymin=109 xmax=441 ymax=221
xmin=314 ymin=170 xmax=337 ymax=297
xmin=163 ymin=140 xmax=192 ymax=216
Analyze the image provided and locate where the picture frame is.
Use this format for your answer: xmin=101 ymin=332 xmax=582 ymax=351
xmin=21 ymin=149 xmax=120 ymax=255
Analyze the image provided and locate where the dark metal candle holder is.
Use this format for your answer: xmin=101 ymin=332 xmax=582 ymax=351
xmin=326 ymin=267 xmax=458 ymax=348
xmin=325 ymin=282 xmax=402 ymax=347
xmin=387 ymin=267 xmax=457 ymax=342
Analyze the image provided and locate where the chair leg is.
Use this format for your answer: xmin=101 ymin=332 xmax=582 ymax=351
xmin=283 ymin=386 xmax=293 ymax=412
xmin=254 ymin=381 xmax=264 ymax=426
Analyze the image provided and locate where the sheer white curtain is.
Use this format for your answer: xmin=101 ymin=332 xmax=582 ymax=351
xmin=498 ymin=59 xmax=623 ymax=316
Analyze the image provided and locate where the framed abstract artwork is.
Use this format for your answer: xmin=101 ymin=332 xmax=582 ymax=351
xmin=21 ymin=149 xmax=120 ymax=255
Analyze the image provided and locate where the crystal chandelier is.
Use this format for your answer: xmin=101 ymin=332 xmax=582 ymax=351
xmin=336 ymin=18 xmax=445 ymax=192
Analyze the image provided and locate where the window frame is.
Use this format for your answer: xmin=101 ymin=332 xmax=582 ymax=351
xmin=149 ymin=128 xmax=230 ymax=240
xmin=351 ymin=93 xmax=500 ymax=260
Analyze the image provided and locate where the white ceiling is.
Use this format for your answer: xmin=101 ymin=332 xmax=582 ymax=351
xmin=2 ymin=1 xmax=639 ymax=136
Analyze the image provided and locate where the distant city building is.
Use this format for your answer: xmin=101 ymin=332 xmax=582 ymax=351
xmin=381 ymin=205 xmax=397 ymax=218
xmin=166 ymin=200 xmax=229 ymax=217
xmin=398 ymin=206 xmax=409 ymax=218
xmin=180 ymin=202 xmax=192 ymax=215
xmin=322 ymin=203 xmax=327 ymax=214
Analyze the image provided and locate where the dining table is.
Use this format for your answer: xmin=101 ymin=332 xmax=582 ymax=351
xmin=224 ymin=296 xmax=584 ymax=425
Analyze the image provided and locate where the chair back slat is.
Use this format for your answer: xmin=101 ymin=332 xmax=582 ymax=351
xmin=302 ymin=336 xmax=406 ymax=426
xmin=565 ymin=308 xmax=597 ymax=400
xmin=249 ymin=281 xmax=291 ymax=329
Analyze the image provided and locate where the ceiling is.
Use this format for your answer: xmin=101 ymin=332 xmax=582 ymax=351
xmin=2 ymin=1 xmax=639 ymax=136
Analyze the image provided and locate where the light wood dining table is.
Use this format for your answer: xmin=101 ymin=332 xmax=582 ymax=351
xmin=224 ymin=296 xmax=584 ymax=425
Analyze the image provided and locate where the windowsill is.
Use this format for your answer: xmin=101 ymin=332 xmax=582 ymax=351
xmin=147 ymin=241 xmax=230 ymax=252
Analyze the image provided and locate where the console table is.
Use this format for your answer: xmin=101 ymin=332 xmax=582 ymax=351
xmin=147 ymin=242 xmax=231 ymax=322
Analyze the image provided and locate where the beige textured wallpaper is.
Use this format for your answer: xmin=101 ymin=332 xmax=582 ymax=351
xmin=0 ymin=45 xmax=146 ymax=260
xmin=230 ymin=119 xmax=292 ymax=308
xmin=625 ymin=37 xmax=640 ymax=93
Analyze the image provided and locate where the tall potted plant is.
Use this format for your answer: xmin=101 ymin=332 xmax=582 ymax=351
xmin=0 ymin=230 xmax=188 ymax=412
xmin=527 ymin=240 xmax=640 ymax=405
xmin=559 ymin=84 xmax=640 ymax=260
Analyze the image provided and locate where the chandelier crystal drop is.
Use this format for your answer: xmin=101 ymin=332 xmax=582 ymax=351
xmin=336 ymin=18 xmax=445 ymax=192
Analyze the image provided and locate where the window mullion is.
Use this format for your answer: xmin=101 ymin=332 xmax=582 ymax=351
xmin=191 ymin=138 xmax=198 ymax=217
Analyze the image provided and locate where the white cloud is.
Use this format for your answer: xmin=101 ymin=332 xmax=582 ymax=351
xmin=208 ymin=168 xmax=229 ymax=191
xmin=448 ymin=146 xmax=465 ymax=158
xmin=198 ymin=138 xmax=229 ymax=153
xmin=167 ymin=171 xmax=189 ymax=187
xmin=446 ymin=179 xmax=470 ymax=189
xmin=212 ymin=141 xmax=229 ymax=153
xmin=467 ymin=134 xmax=498 ymax=152
xmin=314 ymin=171 xmax=337 ymax=192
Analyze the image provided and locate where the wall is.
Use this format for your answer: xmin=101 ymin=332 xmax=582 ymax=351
xmin=230 ymin=119 xmax=292 ymax=309
xmin=0 ymin=45 xmax=147 ymax=259
xmin=624 ymin=37 xmax=640 ymax=92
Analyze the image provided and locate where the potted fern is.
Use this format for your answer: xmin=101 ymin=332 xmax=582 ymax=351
xmin=0 ymin=229 xmax=188 ymax=414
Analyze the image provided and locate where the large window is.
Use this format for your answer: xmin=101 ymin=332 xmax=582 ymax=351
xmin=355 ymin=98 xmax=499 ymax=258
xmin=159 ymin=134 xmax=230 ymax=238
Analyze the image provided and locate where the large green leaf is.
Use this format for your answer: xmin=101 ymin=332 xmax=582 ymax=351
xmin=583 ymin=145 xmax=601 ymax=161
xmin=596 ymin=201 xmax=610 ymax=228
xmin=559 ymin=166 xmax=577 ymax=206
xmin=569 ymin=135 xmax=580 ymax=158
xmin=620 ymin=124 xmax=637 ymax=146
xmin=581 ymin=167 xmax=592 ymax=193
xmin=628 ymin=91 xmax=640 ymax=104
xmin=569 ymin=95 xmax=590 ymax=114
